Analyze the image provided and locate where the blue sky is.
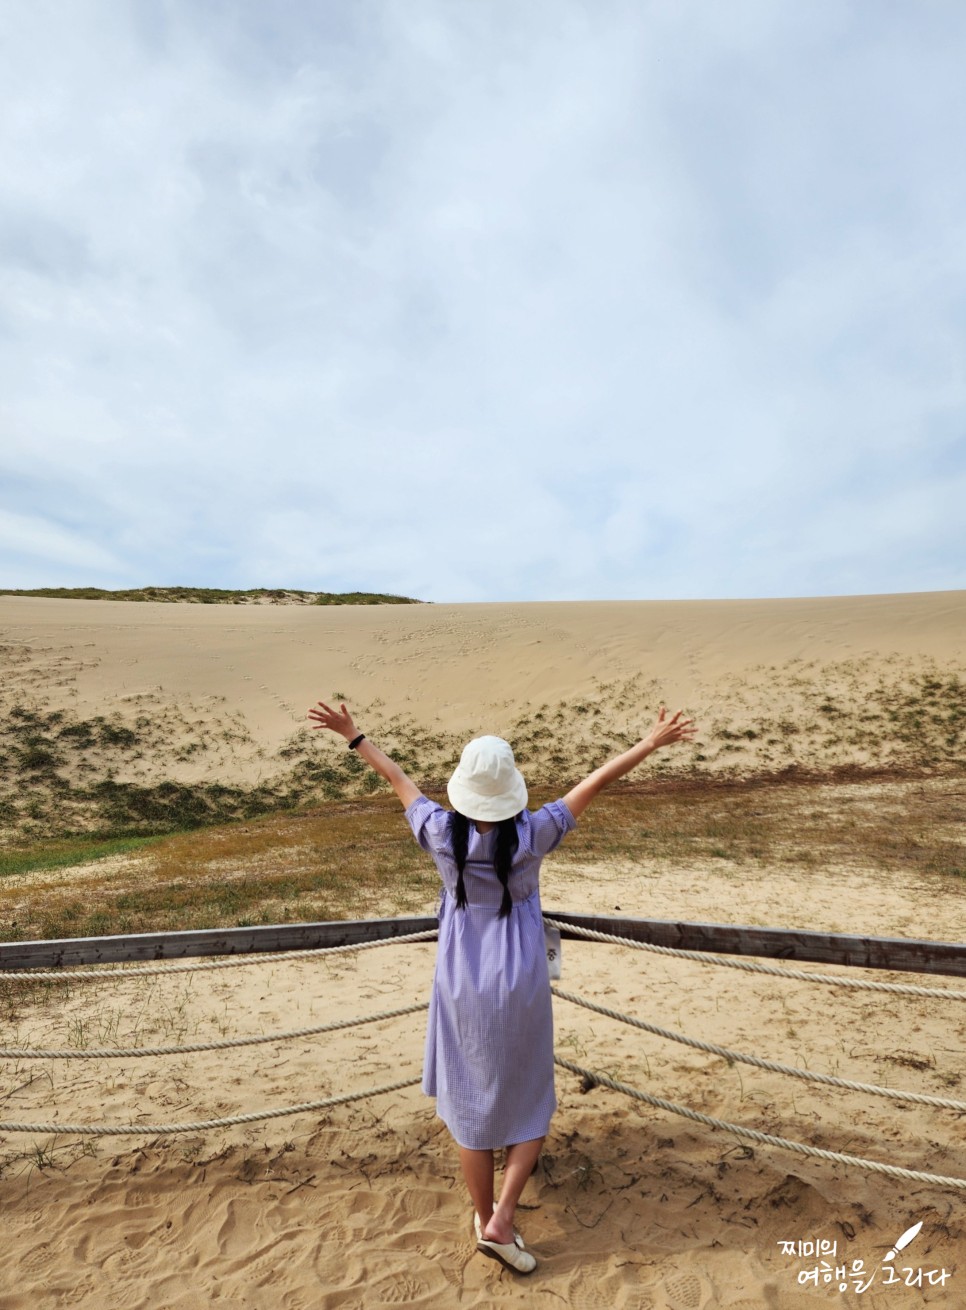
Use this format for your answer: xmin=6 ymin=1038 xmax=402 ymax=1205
xmin=1 ymin=1 xmax=964 ymax=602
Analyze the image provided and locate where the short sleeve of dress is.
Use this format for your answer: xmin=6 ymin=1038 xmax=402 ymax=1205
xmin=528 ymin=799 xmax=577 ymax=856
xmin=404 ymin=795 xmax=451 ymax=857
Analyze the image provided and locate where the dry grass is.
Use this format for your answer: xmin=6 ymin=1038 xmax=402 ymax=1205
xmin=1 ymin=777 xmax=963 ymax=944
xmin=0 ymin=797 xmax=437 ymax=941
xmin=1 ymin=649 xmax=963 ymax=941
xmin=555 ymin=774 xmax=966 ymax=880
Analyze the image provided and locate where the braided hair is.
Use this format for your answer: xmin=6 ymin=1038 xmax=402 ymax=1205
xmin=451 ymin=810 xmax=521 ymax=918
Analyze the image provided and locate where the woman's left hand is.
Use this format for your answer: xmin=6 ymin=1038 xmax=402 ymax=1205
xmin=308 ymin=700 xmax=358 ymax=740
xmin=644 ymin=706 xmax=697 ymax=751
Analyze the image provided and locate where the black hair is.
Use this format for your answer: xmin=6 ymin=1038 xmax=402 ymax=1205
xmin=451 ymin=811 xmax=521 ymax=918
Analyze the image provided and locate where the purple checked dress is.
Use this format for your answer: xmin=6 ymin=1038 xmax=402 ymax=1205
xmin=405 ymin=795 xmax=577 ymax=1150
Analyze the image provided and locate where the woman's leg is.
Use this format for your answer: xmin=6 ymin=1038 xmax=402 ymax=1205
xmin=459 ymin=1147 xmax=495 ymax=1229
xmin=482 ymin=1136 xmax=544 ymax=1245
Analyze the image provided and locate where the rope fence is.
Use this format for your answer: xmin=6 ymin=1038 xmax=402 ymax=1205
xmin=554 ymin=1056 xmax=966 ymax=1191
xmin=3 ymin=912 xmax=965 ymax=1195
xmin=0 ymin=1000 xmax=429 ymax=1061
xmin=0 ymin=1076 xmax=422 ymax=1136
xmin=552 ymin=986 xmax=966 ymax=1112
xmin=0 ymin=926 xmax=436 ymax=1135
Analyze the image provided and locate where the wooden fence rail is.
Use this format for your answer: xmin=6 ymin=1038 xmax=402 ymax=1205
xmin=547 ymin=911 xmax=966 ymax=979
xmin=1 ymin=911 xmax=965 ymax=978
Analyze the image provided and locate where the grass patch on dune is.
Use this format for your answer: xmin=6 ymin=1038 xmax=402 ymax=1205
xmin=0 ymin=797 xmax=440 ymax=941
xmin=0 ymin=586 xmax=423 ymax=605
xmin=3 ymin=661 xmax=964 ymax=848
xmin=2 ymin=777 xmax=964 ymax=943
xmin=2 ymin=661 xmax=964 ymax=939
xmin=0 ymin=834 xmax=168 ymax=880
xmin=557 ymin=775 xmax=966 ymax=880
xmin=0 ymin=701 xmax=269 ymax=840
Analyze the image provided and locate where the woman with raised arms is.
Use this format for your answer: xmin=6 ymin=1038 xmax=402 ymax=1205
xmin=308 ymin=698 xmax=695 ymax=1275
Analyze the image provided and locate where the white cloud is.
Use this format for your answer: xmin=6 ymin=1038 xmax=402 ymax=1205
xmin=0 ymin=1 xmax=963 ymax=600
xmin=0 ymin=509 xmax=125 ymax=577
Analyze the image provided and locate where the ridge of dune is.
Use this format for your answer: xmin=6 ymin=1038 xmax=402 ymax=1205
xmin=1 ymin=589 xmax=962 ymax=738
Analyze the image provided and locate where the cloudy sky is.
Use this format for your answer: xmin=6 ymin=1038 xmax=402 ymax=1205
xmin=1 ymin=1 xmax=964 ymax=602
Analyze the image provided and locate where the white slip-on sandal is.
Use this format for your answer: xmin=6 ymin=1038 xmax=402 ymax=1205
xmin=476 ymin=1236 xmax=537 ymax=1275
xmin=474 ymin=1213 xmax=524 ymax=1248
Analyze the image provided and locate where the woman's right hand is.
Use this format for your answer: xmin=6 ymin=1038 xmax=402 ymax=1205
xmin=308 ymin=700 xmax=358 ymax=740
xmin=644 ymin=706 xmax=696 ymax=751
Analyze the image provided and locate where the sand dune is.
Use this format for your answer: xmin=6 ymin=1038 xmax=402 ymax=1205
xmin=1 ymin=590 xmax=964 ymax=802
xmin=1 ymin=591 xmax=965 ymax=1306
xmin=3 ymin=591 xmax=965 ymax=736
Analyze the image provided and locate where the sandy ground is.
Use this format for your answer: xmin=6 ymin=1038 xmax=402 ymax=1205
xmin=2 ymin=849 xmax=966 ymax=1308
xmin=1 ymin=592 xmax=965 ymax=1307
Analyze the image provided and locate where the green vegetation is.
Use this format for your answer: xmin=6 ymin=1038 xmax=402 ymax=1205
xmin=0 ymin=702 xmax=282 ymax=839
xmin=1 ymin=652 xmax=964 ymax=941
xmin=2 ymin=660 xmax=965 ymax=849
xmin=311 ymin=591 xmax=420 ymax=605
xmin=0 ymin=834 xmax=167 ymax=880
xmin=0 ymin=694 xmax=464 ymax=843
xmin=1 ymin=776 xmax=963 ymax=943
xmin=0 ymin=797 xmax=439 ymax=940
xmin=0 ymin=586 xmax=423 ymax=604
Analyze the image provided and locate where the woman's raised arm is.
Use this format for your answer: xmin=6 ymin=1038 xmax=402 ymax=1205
xmin=307 ymin=701 xmax=422 ymax=809
xmin=562 ymin=707 xmax=696 ymax=820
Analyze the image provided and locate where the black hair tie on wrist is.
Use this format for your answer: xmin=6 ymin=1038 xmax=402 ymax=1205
xmin=348 ymin=734 xmax=366 ymax=750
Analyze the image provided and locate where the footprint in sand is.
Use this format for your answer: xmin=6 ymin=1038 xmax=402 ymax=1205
xmin=18 ymin=1243 xmax=53 ymax=1276
xmin=566 ymin=1286 xmax=651 ymax=1310
xmin=242 ymin=1251 xmax=287 ymax=1285
xmin=5 ymin=1210 xmax=45 ymax=1230
xmin=314 ymin=1220 xmax=351 ymax=1250
xmin=442 ymin=1248 xmax=476 ymax=1289
xmin=398 ymin=1190 xmax=442 ymax=1223
xmin=368 ymin=1274 xmax=429 ymax=1303
xmin=100 ymin=1246 xmax=141 ymax=1274
xmin=56 ymin=1276 xmax=98 ymax=1305
xmin=654 ymin=1270 xmax=713 ymax=1310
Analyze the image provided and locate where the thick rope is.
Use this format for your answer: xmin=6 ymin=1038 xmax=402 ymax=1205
xmin=0 ymin=929 xmax=439 ymax=983
xmin=552 ymin=987 xmax=966 ymax=1112
xmin=0 ymin=1000 xmax=429 ymax=1060
xmin=544 ymin=917 xmax=966 ymax=1000
xmin=0 ymin=1075 xmax=421 ymax=1135
xmin=554 ymin=1057 xmax=966 ymax=1191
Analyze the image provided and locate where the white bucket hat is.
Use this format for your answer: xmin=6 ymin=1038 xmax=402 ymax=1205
xmin=447 ymin=735 xmax=528 ymax=822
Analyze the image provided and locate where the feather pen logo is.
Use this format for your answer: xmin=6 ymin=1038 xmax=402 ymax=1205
xmin=883 ymin=1220 xmax=923 ymax=1262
